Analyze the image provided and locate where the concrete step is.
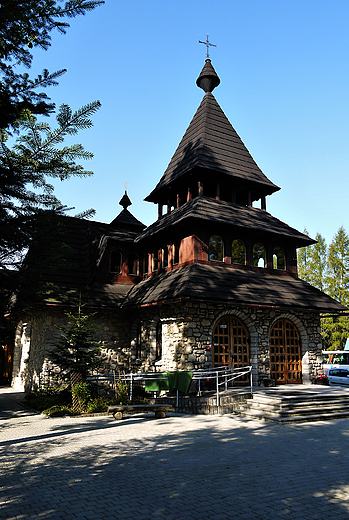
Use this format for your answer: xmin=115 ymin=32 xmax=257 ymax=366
xmin=241 ymin=398 xmax=349 ymax=413
xmin=236 ymin=391 xmax=349 ymax=422
xmin=238 ymin=409 xmax=349 ymax=423
xmin=238 ymin=401 xmax=349 ymax=418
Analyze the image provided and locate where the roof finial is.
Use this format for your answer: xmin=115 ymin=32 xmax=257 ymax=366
xmin=196 ymin=56 xmax=220 ymax=93
xmin=199 ymin=34 xmax=217 ymax=58
xmin=119 ymin=183 xmax=132 ymax=209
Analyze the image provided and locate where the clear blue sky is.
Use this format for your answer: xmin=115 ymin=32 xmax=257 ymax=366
xmin=28 ymin=0 xmax=349 ymax=246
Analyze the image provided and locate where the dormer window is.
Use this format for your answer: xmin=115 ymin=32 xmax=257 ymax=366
xmin=110 ymin=250 xmax=122 ymax=274
xmin=143 ymin=253 xmax=149 ymax=276
xmin=128 ymin=253 xmax=139 ymax=276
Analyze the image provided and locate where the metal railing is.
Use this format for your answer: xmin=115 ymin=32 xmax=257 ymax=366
xmin=87 ymin=365 xmax=253 ymax=408
xmin=192 ymin=365 xmax=253 ymax=406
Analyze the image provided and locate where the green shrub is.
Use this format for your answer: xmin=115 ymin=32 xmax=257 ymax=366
xmin=86 ymin=397 xmax=109 ymax=413
xmin=72 ymin=381 xmax=91 ymax=411
xmin=115 ymin=380 xmax=130 ymax=405
xmin=25 ymin=386 xmax=72 ymax=412
xmin=42 ymin=405 xmax=73 ymax=417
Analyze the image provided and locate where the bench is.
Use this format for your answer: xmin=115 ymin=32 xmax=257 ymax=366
xmin=107 ymin=404 xmax=173 ymax=420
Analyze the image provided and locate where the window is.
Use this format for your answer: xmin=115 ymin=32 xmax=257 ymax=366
xmin=143 ymin=253 xmax=149 ymax=275
xmin=231 ymin=239 xmax=246 ymax=265
xmin=110 ymin=250 xmax=122 ymax=274
xmin=128 ymin=253 xmax=139 ymax=275
xmin=156 ymin=321 xmax=162 ymax=360
xmin=253 ymin=243 xmax=266 ymax=268
xmin=273 ymin=247 xmax=286 ymax=270
xmin=209 ymin=235 xmax=224 ymax=262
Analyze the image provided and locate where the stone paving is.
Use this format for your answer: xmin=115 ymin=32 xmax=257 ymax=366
xmin=1 ymin=387 xmax=349 ymax=519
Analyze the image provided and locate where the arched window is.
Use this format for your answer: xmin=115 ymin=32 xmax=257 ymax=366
xmin=209 ymin=235 xmax=224 ymax=262
xmin=162 ymin=246 xmax=168 ymax=268
xmin=128 ymin=253 xmax=139 ymax=275
xmin=153 ymin=249 xmax=159 ymax=272
xmin=110 ymin=250 xmax=122 ymax=274
xmin=173 ymin=241 xmax=180 ymax=265
xmin=156 ymin=321 xmax=162 ymax=360
xmin=273 ymin=247 xmax=286 ymax=270
xmin=231 ymin=239 xmax=246 ymax=265
xmin=253 ymin=243 xmax=266 ymax=268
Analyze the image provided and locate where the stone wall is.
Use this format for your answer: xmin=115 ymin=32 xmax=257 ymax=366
xmin=11 ymin=301 xmax=323 ymax=391
xmin=11 ymin=306 xmax=135 ymax=391
xmin=134 ymin=302 xmax=323 ymax=384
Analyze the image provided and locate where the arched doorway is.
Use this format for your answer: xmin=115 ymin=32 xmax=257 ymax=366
xmin=212 ymin=316 xmax=250 ymax=381
xmin=270 ymin=319 xmax=302 ymax=384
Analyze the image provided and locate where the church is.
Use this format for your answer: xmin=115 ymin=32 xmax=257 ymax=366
xmin=10 ymin=57 xmax=345 ymax=392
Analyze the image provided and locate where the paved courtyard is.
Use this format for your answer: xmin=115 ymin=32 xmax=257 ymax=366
xmin=1 ymin=388 xmax=349 ymax=520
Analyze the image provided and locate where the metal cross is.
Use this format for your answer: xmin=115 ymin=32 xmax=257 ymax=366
xmin=199 ymin=34 xmax=217 ymax=58
xmin=124 ymin=181 xmax=129 ymax=191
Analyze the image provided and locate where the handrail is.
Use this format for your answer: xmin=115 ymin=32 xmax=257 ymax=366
xmin=87 ymin=365 xmax=253 ymax=407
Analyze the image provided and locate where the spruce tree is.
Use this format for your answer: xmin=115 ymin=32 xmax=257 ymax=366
xmin=50 ymin=304 xmax=103 ymax=380
xmin=308 ymin=232 xmax=327 ymax=291
xmin=297 ymin=229 xmax=312 ymax=283
xmin=0 ymin=1 xmax=104 ymax=322
xmin=325 ymin=226 xmax=349 ymax=306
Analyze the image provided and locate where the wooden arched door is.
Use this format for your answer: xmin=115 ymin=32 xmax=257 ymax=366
xmin=270 ymin=319 xmax=302 ymax=384
xmin=212 ymin=316 xmax=250 ymax=375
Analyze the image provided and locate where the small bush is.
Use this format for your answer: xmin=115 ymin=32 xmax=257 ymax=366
xmin=86 ymin=397 xmax=109 ymax=413
xmin=72 ymin=381 xmax=91 ymax=411
xmin=42 ymin=405 xmax=73 ymax=417
xmin=25 ymin=388 xmax=70 ymax=412
xmin=115 ymin=380 xmax=130 ymax=405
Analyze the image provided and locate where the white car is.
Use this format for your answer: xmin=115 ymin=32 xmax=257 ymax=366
xmin=326 ymin=368 xmax=349 ymax=386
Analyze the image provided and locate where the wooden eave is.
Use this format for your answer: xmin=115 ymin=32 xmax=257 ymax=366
xmin=38 ymin=282 xmax=133 ymax=309
xmin=135 ymin=197 xmax=315 ymax=247
xmin=122 ymin=263 xmax=346 ymax=313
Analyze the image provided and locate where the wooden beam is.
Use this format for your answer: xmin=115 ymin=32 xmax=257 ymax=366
xmin=198 ymin=180 xmax=203 ymax=197
xmin=216 ymin=182 xmax=220 ymax=200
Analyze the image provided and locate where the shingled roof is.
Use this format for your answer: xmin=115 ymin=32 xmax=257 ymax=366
xmin=136 ymin=196 xmax=315 ymax=246
xmin=110 ymin=208 xmax=145 ymax=230
xmin=123 ymin=263 xmax=346 ymax=313
xmin=145 ymin=92 xmax=280 ymax=202
xmin=38 ymin=215 xmax=139 ymax=288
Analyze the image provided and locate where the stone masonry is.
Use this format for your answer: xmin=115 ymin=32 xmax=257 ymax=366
xmin=11 ymin=301 xmax=323 ymax=391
